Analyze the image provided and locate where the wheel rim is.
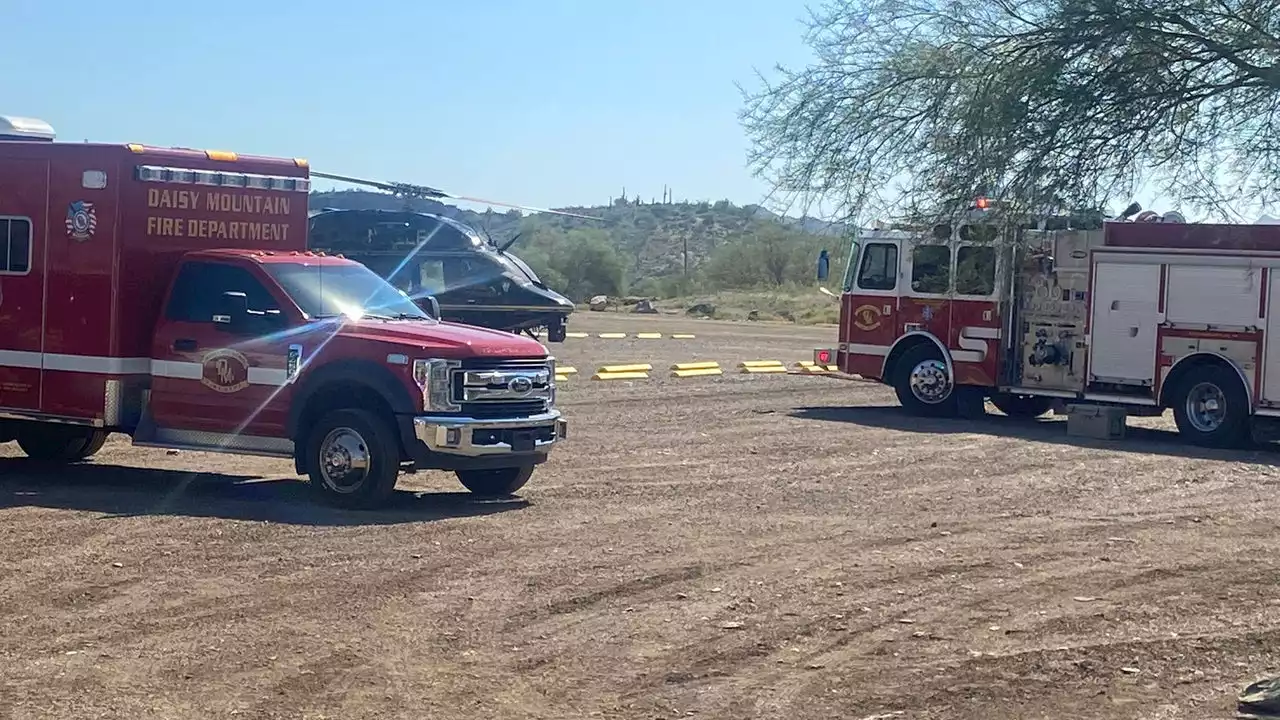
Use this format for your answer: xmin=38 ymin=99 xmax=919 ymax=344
xmin=1185 ymin=382 xmax=1227 ymax=433
xmin=318 ymin=427 xmax=371 ymax=493
xmin=909 ymin=359 xmax=952 ymax=404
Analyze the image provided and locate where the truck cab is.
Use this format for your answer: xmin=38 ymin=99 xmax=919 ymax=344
xmin=0 ymin=116 xmax=565 ymax=508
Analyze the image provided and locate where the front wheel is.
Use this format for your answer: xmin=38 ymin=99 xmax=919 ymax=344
xmin=893 ymin=344 xmax=957 ymax=417
xmin=17 ymin=425 xmax=108 ymax=462
xmin=990 ymin=392 xmax=1054 ymax=419
xmin=304 ymin=408 xmax=401 ymax=509
xmin=456 ymin=465 xmax=535 ymax=498
xmin=1171 ymin=364 xmax=1251 ymax=448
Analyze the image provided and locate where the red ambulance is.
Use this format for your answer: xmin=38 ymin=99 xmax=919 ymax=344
xmin=0 ymin=116 xmax=566 ymax=508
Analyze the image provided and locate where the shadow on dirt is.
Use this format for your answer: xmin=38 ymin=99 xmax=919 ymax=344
xmin=790 ymin=405 xmax=1278 ymax=463
xmin=0 ymin=459 xmax=528 ymax=526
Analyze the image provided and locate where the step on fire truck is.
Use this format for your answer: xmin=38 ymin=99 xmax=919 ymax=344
xmin=0 ymin=115 xmax=566 ymax=508
xmin=815 ymin=199 xmax=1280 ymax=448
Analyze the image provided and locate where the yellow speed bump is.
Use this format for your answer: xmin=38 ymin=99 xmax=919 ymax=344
xmin=671 ymin=333 xmax=696 ymax=339
xmin=591 ymin=363 xmax=652 ymax=381
xmin=555 ymin=366 xmax=579 ymax=382
xmin=670 ymin=361 xmax=722 ymax=378
xmin=792 ymin=361 xmax=839 ymax=374
xmin=636 ymin=332 xmax=663 ymax=339
xmin=598 ymin=332 xmax=627 ymax=339
xmin=565 ymin=332 xmax=589 ymax=339
xmin=737 ymin=360 xmax=787 ymax=374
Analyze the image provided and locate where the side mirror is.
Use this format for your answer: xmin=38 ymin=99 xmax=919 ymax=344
xmin=423 ymin=295 xmax=441 ymax=320
xmin=817 ymin=249 xmax=830 ymax=281
xmin=212 ymin=291 xmax=250 ymax=330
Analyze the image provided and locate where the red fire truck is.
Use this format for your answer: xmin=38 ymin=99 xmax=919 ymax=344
xmin=815 ymin=200 xmax=1280 ymax=448
xmin=0 ymin=116 xmax=566 ymax=508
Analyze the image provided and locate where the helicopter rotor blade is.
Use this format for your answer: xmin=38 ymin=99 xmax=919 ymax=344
xmin=444 ymin=193 xmax=603 ymax=221
xmin=311 ymin=171 xmax=602 ymax=220
xmin=311 ymin=171 xmax=449 ymax=200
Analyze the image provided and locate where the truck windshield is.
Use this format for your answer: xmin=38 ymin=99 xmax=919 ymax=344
xmin=265 ymin=262 xmax=432 ymax=321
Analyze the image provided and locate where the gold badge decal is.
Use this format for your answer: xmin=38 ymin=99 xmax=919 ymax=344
xmin=853 ymin=304 xmax=882 ymax=331
xmin=201 ymin=348 xmax=251 ymax=394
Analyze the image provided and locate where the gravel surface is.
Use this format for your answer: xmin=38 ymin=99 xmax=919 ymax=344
xmin=2 ymin=312 xmax=1278 ymax=719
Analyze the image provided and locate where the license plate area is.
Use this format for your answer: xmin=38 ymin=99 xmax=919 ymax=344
xmin=510 ymin=430 xmax=536 ymax=452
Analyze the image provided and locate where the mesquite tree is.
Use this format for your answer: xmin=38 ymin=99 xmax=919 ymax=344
xmin=739 ymin=0 xmax=1280 ymax=223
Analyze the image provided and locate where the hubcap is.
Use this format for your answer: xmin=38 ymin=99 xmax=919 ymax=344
xmin=909 ymin=359 xmax=952 ymax=404
xmin=318 ymin=427 xmax=371 ymax=493
xmin=1185 ymin=382 xmax=1227 ymax=433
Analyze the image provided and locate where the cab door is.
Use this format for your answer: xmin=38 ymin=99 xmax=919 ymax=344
xmin=148 ymin=260 xmax=300 ymax=448
xmin=843 ymin=239 xmax=901 ymax=376
xmin=899 ymin=240 xmax=954 ymax=348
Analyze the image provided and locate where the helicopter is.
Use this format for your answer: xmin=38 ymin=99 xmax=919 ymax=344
xmin=306 ymin=171 xmax=601 ymax=343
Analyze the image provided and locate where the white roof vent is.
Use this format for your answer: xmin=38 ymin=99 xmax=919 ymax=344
xmin=0 ymin=116 xmax=56 ymax=142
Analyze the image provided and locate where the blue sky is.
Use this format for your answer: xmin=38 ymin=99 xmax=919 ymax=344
xmin=6 ymin=0 xmax=814 ymax=213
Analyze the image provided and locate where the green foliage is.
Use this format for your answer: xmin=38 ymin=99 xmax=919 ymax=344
xmin=701 ymin=221 xmax=843 ymax=291
xmin=516 ymin=227 xmax=625 ymax=301
xmin=740 ymin=0 xmax=1280 ymax=223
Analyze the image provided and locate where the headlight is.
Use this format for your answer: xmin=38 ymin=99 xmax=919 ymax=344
xmin=547 ymin=357 xmax=557 ymax=407
xmin=411 ymin=358 xmax=460 ymax=412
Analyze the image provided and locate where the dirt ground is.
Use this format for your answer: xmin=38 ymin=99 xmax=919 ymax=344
xmin=3 ymin=312 xmax=1280 ymax=719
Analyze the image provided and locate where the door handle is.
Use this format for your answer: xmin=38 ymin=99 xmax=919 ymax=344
xmin=173 ymin=338 xmax=198 ymax=352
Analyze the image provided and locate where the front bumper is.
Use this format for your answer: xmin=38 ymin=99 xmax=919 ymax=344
xmin=412 ymin=410 xmax=567 ymax=458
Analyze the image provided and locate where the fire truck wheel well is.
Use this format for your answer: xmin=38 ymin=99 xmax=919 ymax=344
xmin=1158 ymin=353 xmax=1253 ymax=411
xmin=883 ymin=333 xmax=951 ymax=385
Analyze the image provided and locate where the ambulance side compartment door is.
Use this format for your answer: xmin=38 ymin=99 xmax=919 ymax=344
xmin=0 ymin=157 xmax=46 ymax=413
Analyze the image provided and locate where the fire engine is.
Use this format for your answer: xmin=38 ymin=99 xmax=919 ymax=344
xmin=815 ymin=199 xmax=1280 ymax=448
xmin=0 ymin=115 xmax=566 ymax=508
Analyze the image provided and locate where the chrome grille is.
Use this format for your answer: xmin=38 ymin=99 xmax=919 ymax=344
xmin=451 ymin=358 xmax=553 ymax=418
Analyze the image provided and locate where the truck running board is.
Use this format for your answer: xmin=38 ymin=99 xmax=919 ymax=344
xmin=132 ymin=431 xmax=295 ymax=459
xmin=132 ymin=411 xmax=294 ymax=458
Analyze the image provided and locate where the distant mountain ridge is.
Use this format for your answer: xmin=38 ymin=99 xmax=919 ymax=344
xmin=307 ymin=189 xmax=850 ymax=281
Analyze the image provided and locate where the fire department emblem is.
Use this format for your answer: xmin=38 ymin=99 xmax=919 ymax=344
xmin=853 ymin=304 xmax=882 ymax=331
xmin=200 ymin=348 xmax=251 ymax=394
xmin=65 ymin=201 xmax=97 ymax=241
xmin=921 ymin=305 xmax=935 ymax=321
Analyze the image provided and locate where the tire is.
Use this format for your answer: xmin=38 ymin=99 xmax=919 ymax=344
xmin=17 ymin=426 xmax=108 ymax=462
xmin=456 ymin=464 xmax=535 ymax=498
xmin=304 ymin=408 xmax=401 ymax=509
xmin=1171 ymin=363 xmax=1251 ymax=448
xmin=547 ymin=320 xmax=567 ymax=343
xmin=892 ymin=343 xmax=957 ymax=417
xmin=990 ymin=392 xmax=1054 ymax=419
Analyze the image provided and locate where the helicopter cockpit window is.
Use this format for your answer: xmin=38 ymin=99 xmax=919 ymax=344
xmin=417 ymin=260 xmax=446 ymax=295
xmin=443 ymin=255 xmax=509 ymax=297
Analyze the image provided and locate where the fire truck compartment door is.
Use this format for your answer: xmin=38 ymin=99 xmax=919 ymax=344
xmin=1263 ymin=272 xmax=1280 ymax=403
xmin=1088 ymin=261 xmax=1161 ymax=385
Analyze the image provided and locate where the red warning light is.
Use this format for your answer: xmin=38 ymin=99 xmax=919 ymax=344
xmin=816 ymin=349 xmax=833 ymax=364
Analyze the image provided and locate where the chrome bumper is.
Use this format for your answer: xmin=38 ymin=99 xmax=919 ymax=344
xmin=412 ymin=410 xmax=567 ymax=457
